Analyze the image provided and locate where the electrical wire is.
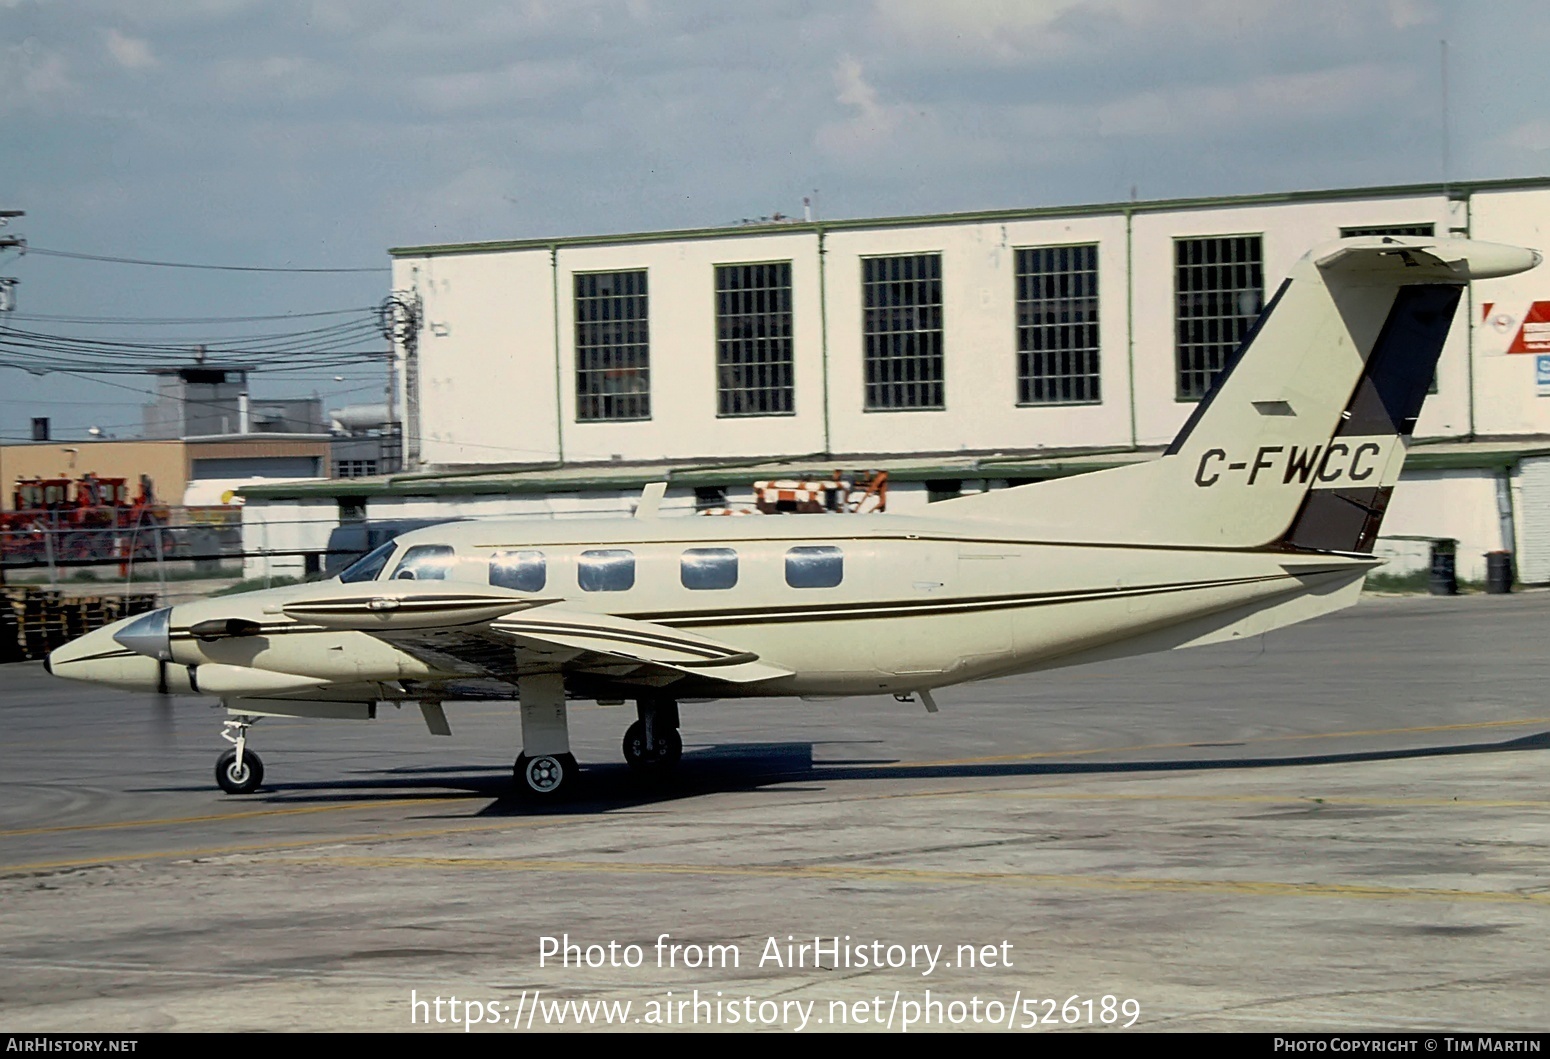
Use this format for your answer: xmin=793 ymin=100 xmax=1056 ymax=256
xmin=0 ymin=314 xmax=388 ymax=374
xmin=25 ymin=247 xmax=387 ymax=274
xmin=9 ymin=307 xmax=375 ymax=326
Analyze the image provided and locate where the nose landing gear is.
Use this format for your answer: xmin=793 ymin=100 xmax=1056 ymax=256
xmin=215 ymin=716 xmax=264 ymax=794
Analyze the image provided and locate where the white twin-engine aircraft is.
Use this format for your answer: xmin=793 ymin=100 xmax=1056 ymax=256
xmin=47 ymin=237 xmax=1540 ymax=799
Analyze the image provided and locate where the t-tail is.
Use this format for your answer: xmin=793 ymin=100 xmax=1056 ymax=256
xmin=948 ymin=237 xmax=1542 ymax=551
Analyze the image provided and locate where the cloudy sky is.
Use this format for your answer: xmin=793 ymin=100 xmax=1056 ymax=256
xmin=2 ymin=0 xmax=1548 ymax=441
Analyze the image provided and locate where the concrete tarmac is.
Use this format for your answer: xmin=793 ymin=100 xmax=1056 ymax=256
xmin=1 ymin=592 xmax=1547 ymax=1033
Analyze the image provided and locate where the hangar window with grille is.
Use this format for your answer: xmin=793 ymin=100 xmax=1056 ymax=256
xmin=1016 ymin=244 xmax=1101 ymax=405
xmin=862 ymin=253 xmax=944 ymax=411
xmin=1175 ymin=235 xmax=1264 ymax=401
xmin=716 ymin=262 xmax=794 ymax=416
xmin=333 ymin=459 xmax=378 ymax=478
xmin=1339 ymin=223 xmax=1436 ymax=238
xmin=575 ymin=270 xmax=650 ymax=421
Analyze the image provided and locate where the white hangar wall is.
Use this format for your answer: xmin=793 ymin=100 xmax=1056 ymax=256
xmin=405 ymin=249 xmax=561 ymax=465
xmin=392 ymin=181 xmax=1550 ymax=468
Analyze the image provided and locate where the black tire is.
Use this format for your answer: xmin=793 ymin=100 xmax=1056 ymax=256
xmin=514 ymin=752 xmax=576 ymax=798
xmin=215 ymin=748 xmax=264 ymax=794
xmin=622 ymin=720 xmax=683 ymax=773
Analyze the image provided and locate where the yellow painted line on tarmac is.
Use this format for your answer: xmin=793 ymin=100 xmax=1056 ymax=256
xmin=0 ymin=814 xmax=584 ymax=876
xmin=893 ymin=716 xmax=1550 ymax=768
xmin=888 ymin=790 xmax=1550 ymax=809
xmin=254 ymin=854 xmax=1550 ymax=906
xmin=0 ymin=794 xmax=482 ymax=840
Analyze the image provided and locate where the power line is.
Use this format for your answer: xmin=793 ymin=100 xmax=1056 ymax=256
xmin=25 ymin=247 xmax=387 ymax=274
xmin=9 ymin=307 xmax=375 ymax=326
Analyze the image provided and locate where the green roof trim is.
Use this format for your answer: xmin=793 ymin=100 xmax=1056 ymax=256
xmin=388 ymin=176 xmax=1550 ymax=260
xmin=236 ymin=438 xmax=1550 ymax=502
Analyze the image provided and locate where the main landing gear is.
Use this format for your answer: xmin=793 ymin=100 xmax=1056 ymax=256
xmin=514 ymin=674 xmax=577 ymax=800
xmin=215 ymin=716 xmax=264 ymax=794
xmin=623 ymin=696 xmax=682 ymax=776
xmin=510 ymin=684 xmax=686 ymax=800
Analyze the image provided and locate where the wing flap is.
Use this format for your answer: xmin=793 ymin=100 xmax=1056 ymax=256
xmin=491 ymin=610 xmax=792 ymax=684
xmin=355 ymin=604 xmax=790 ymax=688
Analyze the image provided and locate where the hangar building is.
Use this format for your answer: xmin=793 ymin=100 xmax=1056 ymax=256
xmin=241 ymin=177 xmax=1550 ymax=583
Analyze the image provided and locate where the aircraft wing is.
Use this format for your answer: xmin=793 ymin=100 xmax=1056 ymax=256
xmin=273 ymin=581 xmax=790 ymax=691
xmin=365 ymin=604 xmax=791 ymax=689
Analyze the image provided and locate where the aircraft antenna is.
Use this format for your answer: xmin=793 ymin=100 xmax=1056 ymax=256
xmin=1440 ymin=39 xmax=1451 ymax=197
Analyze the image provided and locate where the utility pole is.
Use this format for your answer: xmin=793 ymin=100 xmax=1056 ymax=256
xmin=377 ymin=292 xmax=419 ymax=473
xmin=0 ymin=210 xmax=21 ymax=586
xmin=0 ymin=210 xmax=23 ymax=315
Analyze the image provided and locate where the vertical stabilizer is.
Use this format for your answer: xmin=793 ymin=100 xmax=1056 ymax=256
xmin=947 ymin=238 xmax=1540 ymax=549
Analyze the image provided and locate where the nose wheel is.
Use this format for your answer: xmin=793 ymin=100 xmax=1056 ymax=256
xmin=215 ymin=716 xmax=264 ymax=794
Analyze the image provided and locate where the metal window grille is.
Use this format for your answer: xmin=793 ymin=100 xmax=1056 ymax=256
xmin=1016 ymin=244 xmax=1100 ymax=405
xmin=1339 ymin=223 xmax=1436 ymax=238
xmin=862 ymin=253 xmax=944 ymax=410
xmin=575 ymin=270 xmax=650 ymax=421
xmin=716 ymin=262 xmax=794 ymax=416
xmin=1175 ymin=235 xmax=1264 ymax=400
xmin=333 ymin=460 xmax=378 ymax=478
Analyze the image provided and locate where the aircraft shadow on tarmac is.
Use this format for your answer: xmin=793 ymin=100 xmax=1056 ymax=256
xmin=142 ymin=727 xmax=1550 ymax=815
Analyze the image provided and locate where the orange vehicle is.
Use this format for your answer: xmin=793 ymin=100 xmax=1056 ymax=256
xmin=1 ymin=474 xmax=171 ymax=564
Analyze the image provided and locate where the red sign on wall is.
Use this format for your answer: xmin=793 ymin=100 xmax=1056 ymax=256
xmin=1481 ymin=301 xmax=1550 ymax=353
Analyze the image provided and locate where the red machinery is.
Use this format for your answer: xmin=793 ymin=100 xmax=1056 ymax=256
xmin=2 ymin=474 xmax=171 ymax=564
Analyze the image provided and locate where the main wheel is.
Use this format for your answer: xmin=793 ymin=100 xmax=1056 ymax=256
xmin=215 ymin=748 xmax=264 ymax=794
xmin=622 ymin=720 xmax=682 ymax=773
xmin=515 ymin=752 xmax=577 ymax=798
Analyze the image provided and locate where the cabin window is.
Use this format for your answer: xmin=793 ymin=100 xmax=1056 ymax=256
xmin=338 ymin=540 xmax=397 ymax=583
xmin=785 ymin=545 xmax=843 ymax=588
xmin=578 ymin=549 xmax=635 ymax=592
xmin=489 ymin=550 xmax=547 ymax=592
xmin=391 ymin=544 xmax=456 ymax=581
xmin=680 ymin=548 xmax=738 ymax=590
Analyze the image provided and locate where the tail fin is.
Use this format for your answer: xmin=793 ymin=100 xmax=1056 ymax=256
xmin=948 ymin=237 xmax=1540 ymax=550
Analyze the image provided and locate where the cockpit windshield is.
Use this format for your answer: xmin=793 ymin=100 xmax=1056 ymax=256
xmin=338 ymin=540 xmax=397 ymax=583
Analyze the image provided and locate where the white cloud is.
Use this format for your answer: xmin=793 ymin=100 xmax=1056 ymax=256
xmin=876 ymin=0 xmax=1086 ymax=60
xmin=1501 ymin=119 xmax=1550 ymax=152
xmin=410 ymin=59 xmax=587 ymax=115
xmin=104 ymin=28 xmax=157 ymax=71
xmin=815 ymin=54 xmax=916 ymax=159
xmin=402 ymin=165 xmax=522 ymax=235
xmin=1095 ymin=62 xmax=1412 ymax=138
xmin=209 ymin=55 xmax=344 ymax=102
xmin=0 ymin=39 xmax=78 ymax=112
xmin=1386 ymin=0 xmax=1440 ymax=30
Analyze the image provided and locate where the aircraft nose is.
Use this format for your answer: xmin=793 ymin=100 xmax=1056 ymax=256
xmin=47 ymin=615 xmax=168 ymax=690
